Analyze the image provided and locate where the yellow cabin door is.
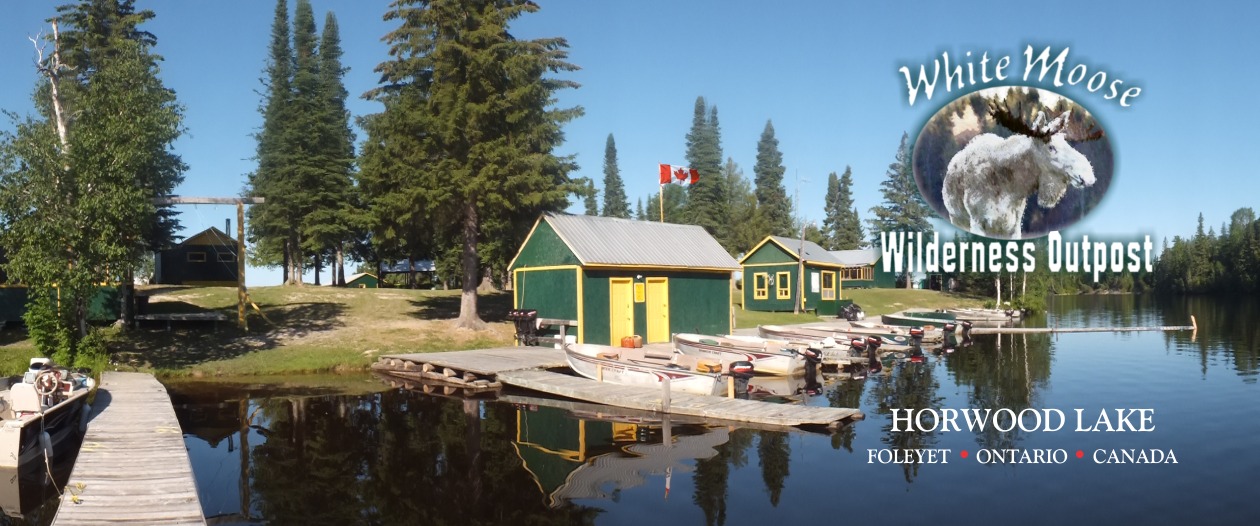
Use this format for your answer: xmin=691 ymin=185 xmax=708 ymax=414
xmin=609 ymin=278 xmax=635 ymax=343
xmin=646 ymin=277 xmax=670 ymax=343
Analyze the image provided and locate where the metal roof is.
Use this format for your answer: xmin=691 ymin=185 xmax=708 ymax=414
xmin=768 ymin=236 xmax=843 ymax=266
xmin=830 ymin=248 xmax=880 ymax=266
xmin=544 ymin=213 xmax=740 ymax=270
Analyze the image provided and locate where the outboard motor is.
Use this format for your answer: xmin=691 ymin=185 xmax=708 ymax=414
xmin=800 ymin=346 xmax=824 ymax=383
xmin=507 ymin=309 xmax=539 ymax=346
xmin=728 ymin=361 xmax=755 ymax=398
xmin=866 ymin=341 xmax=883 ymax=374
xmin=865 ymin=336 xmax=882 ymax=352
xmin=848 ymin=337 xmax=866 ymax=358
xmin=841 ymin=302 xmax=865 ymax=321
xmin=960 ymin=320 xmax=974 ymax=347
xmin=908 ymin=327 xmax=925 ymax=361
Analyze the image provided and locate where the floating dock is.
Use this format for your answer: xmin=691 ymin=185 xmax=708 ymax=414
xmin=374 ymin=347 xmax=863 ymax=430
xmin=53 ymin=372 xmax=205 ymax=526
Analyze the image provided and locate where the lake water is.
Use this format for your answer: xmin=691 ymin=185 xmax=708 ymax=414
xmin=150 ymin=296 xmax=1260 ymax=524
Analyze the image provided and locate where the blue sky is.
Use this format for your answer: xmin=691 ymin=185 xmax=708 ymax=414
xmin=2 ymin=1 xmax=1257 ymax=285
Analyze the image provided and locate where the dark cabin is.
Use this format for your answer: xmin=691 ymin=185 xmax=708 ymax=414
xmin=155 ymin=227 xmax=238 ymax=286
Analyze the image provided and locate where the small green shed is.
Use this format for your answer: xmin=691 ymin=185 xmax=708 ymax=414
xmin=830 ymin=249 xmax=897 ymax=288
xmin=739 ymin=236 xmax=850 ymax=316
xmin=509 ymin=213 xmax=739 ymax=345
xmin=344 ymin=272 xmax=379 ymax=288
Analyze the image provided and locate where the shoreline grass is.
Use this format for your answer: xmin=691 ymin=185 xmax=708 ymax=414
xmin=1 ymin=285 xmax=986 ymax=378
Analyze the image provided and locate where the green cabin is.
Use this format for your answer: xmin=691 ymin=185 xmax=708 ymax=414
xmin=830 ymin=248 xmax=897 ymax=288
xmin=344 ymin=272 xmax=379 ymax=288
xmin=509 ymin=213 xmax=739 ymax=345
xmin=739 ymin=236 xmax=850 ymax=315
xmin=155 ymin=227 xmax=238 ymax=287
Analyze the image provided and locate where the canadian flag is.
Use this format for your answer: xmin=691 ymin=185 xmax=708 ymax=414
xmin=659 ymin=164 xmax=699 ymax=186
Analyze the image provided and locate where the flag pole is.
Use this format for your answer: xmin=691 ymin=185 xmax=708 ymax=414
xmin=659 ymin=183 xmax=665 ymax=223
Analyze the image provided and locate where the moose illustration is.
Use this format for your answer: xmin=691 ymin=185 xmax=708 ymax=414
xmin=942 ymin=100 xmax=1103 ymax=239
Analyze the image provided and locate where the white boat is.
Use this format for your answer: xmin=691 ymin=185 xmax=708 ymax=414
xmin=672 ymin=333 xmax=805 ymax=376
xmin=564 ymin=343 xmax=749 ymax=397
xmin=758 ymin=325 xmax=915 ymax=352
xmin=0 ymin=359 xmax=96 ymax=469
xmin=947 ymin=308 xmax=1021 ymax=322
xmin=848 ymin=321 xmax=944 ymax=343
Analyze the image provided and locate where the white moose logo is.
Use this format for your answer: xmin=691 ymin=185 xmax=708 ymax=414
xmin=942 ymin=101 xmax=1103 ymax=239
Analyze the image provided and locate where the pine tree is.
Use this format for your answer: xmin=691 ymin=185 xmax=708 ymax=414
xmin=305 ymin=11 xmax=360 ymax=286
xmin=722 ymin=157 xmax=764 ymax=255
xmin=868 ymin=132 xmax=931 ymax=245
xmin=600 ymin=134 xmax=630 ymax=218
xmin=1 ymin=0 xmax=184 ymax=361
xmin=683 ymin=97 xmax=729 ymax=247
xmin=635 ymin=198 xmax=645 ymax=220
xmin=366 ymin=0 xmax=580 ymax=328
xmin=753 ymin=120 xmax=792 ymax=237
xmin=869 ymin=133 xmax=931 ymax=287
xmin=248 ymin=0 xmax=298 ymax=282
xmin=580 ymin=178 xmax=599 ymax=215
xmin=821 ymin=166 xmax=864 ymax=250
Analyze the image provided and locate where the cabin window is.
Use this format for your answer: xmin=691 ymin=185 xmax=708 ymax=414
xmin=775 ymin=271 xmax=791 ymax=300
xmin=217 ymin=252 xmax=236 ymax=262
xmin=842 ymin=266 xmax=873 ymax=281
xmin=753 ymin=273 xmax=769 ymax=300
xmin=821 ymin=271 xmax=836 ymax=300
xmin=187 ymin=251 xmax=207 ymax=263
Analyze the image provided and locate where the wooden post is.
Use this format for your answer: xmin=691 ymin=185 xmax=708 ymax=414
xmin=661 ymin=376 xmax=671 ymax=412
xmin=237 ymin=202 xmax=247 ymax=330
xmin=596 ymin=364 xmax=603 ymax=382
xmin=727 ymin=376 xmax=735 ymax=399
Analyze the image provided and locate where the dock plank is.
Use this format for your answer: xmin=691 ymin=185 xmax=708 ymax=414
xmin=53 ymin=372 xmax=205 ymax=525
xmin=496 ymin=369 xmax=861 ymax=428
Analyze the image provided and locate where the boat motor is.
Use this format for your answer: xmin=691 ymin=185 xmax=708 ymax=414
xmin=848 ymin=337 xmax=866 ymax=358
xmin=728 ymin=361 xmax=755 ymax=398
xmin=908 ymin=327 xmax=926 ymax=361
xmin=841 ymin=302 xmax=865 ymax=321
xmin=800 ymin=346 xmax=824 ymax=379
xmin=866 ymin=342 xmax=883 ymax=374
xmin=865 ymin=336 xmax=882 ymax=352
xmin=960 ymin=321 xmax=974 ymax=347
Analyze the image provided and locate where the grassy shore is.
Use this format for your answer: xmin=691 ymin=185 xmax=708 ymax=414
xmin=0 ymin=285 xmax=985 ymax=377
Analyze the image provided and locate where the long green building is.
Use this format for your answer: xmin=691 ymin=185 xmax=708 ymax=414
xmin=509 ymin=213 xmax=739 ymax=345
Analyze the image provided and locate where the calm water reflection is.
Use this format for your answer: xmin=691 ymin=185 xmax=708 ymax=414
xmin=170 ymin=295 xmax=1260 ymax=525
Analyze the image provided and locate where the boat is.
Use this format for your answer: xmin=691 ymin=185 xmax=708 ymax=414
xmin=0 ymin=358 xmax=96 ymax=469
xmin=672 ymin=333 xmax=806 ymax=375
xmin=880 ymin=310 xmax=957 ymax=328
xmin=563 ymin=343 xmax=751 ymax=397
xmin=757 ymin=325 xmax=914 ymax=351
xmin=946 ymin=308 xmax=1021 ymax=322
xmin=847 ymin=321 xmax=944 ymax=343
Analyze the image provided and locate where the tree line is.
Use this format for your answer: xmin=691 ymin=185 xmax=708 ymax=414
xmin=1153 ymin=208 xmax=1260 ymax=295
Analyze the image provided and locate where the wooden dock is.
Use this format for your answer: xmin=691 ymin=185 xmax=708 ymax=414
xmin=53 ymin=372 xmax=205 ymax=526
xmin=375 ymin=347 xmax=863 ymax=429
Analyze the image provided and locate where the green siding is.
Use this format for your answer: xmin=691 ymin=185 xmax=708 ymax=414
xmin=515 ymin=269 xmax=579 ymax=330
xmin=0 ymin=286 xmax=120 ymax=323
xmin=510 ymin=220 xmax=580 ymax=270
xmin=582 ymin=269 xmax=730 ymax=345
xmin=743 ymin=263 xmax=842 ymax=314
xmin=741 ymin=241 xmax=795 ymax=265
xmin=347 ymin=274 xmax=379 ymax=288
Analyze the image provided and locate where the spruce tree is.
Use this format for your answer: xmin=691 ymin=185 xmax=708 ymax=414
xmin=601 ymin=134 xmax=630 ymax=218
xmin=366 ymin=0 xmax=580 ymax=328
xmin=753 ymin=120 xmax=792 ymax=237
xmin=683 ymin=98 xmax=729 ymax=247
xmin=869 ymin=132 xmax=931 ymax=245
xmin=821 ymin=167 xmax=863 ymax=250
xmin=580 ymin=178 xmax=599 ymax=215
xmin=635 ymin=198 xmax=645 ymax=220
xmin=247 ymin=0 xmax=298 ymax=282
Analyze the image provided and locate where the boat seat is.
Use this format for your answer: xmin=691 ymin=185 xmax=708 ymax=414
xmin=643 ymin=351 xmax=673 ymax=360
xmin=10 ymin=382 xmax=42 ymax=415
xmin=597 ymin=352 xmax=620 ymax=360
